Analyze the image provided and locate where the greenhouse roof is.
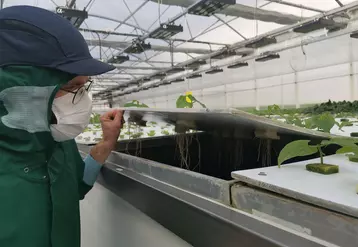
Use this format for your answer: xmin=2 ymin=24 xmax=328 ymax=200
xmin=1 ymin=0 xmax=358 ymax=100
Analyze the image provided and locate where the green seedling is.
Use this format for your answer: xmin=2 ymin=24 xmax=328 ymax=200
xmin=130 ymin=132 xmax=143 ymax=139
xmin=176 ymin=92 xmax=206 ymax=109
xmin=161 ymin=130 xmax=170 ymax=135
xmin=124 ymin=100 xmax=149 ymax=108
xmin=278 ymin=138 xmax=358 ymax=174
xmin=147 ymin=130 xmax=156 ymax=137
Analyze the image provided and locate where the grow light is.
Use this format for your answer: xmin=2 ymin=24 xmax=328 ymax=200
xmin=149 ymin=24 xmax=183 ymax=39
xmin=293 ymin=18 xmax=345 ymax=33
xmin=150 ymin=73 xmax=166 ymax=80
xmin=125 ymin=80 xmax=138 ymax=86
xmin=211 ymin=50 xmax=236 ymax=60
xmin=186 ymin=74 xmax=202 ymax=79
xmin=350 ymin=31 xmax=358 ymax=39
xmin=227 ymin=62 xmax=248 ymax=69
xmin=170 ymin=78 xmax=185 ymax=83
xmin=124 ymin=40 xmax=151 ymax=54
xmin=188 ymin=0 xmax=235 ymax=17
xmin=205 ymin=68 xmax=224 ymax=74
xmin=55 ymin=7 xmax=88 ymax=28
xmin=255 ymin=53 xmax=280 ymax=62
xmin=186 ymin=60 xmax=207 ymax=69
xmin=245 ymin=37 xmax=277 ymax=49
xmin=167 ymin=67 xmax=186 ymax=74
xmin=161 ymin=81 xmax=172 ymax=85
xmin=107 ymin=55 xmax=129 ymax=64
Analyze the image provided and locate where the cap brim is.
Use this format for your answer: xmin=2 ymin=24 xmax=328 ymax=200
xmin=56 ymin=58 xmax=116 ymax=76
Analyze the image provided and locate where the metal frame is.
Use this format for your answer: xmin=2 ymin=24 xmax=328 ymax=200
xmin=100 ymin=1 xmax=358 ymax=98
xmin=78 ymin=145 xmax=338 ymax=247
xmin=14 ymin=0 xmax=355 ymax=98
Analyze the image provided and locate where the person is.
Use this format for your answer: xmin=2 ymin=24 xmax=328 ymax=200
xmin=0 ymin=5 xmax=123 ymax=247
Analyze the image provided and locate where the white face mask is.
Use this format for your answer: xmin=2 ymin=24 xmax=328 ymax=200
xmin=50 ymin=90 xmax=92 ymax=142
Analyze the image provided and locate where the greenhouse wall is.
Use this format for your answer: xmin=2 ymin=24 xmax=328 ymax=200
xmin=112 ymin=33 xmax=358 ymax=110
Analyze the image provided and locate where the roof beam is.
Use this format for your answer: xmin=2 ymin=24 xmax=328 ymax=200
xmin=66 ymin=0 xmax=76 ymax=8
xmin=150 ymin=0 xmax=303 ymax=25
xmin=265 ymin=0 xmax=324 ymax=13
xmin=86 ymin=39 xmax=215 ymax=54
xmin=79 ymin=28 xmax=228 ymax=46
xmin=95 ymin=0 xmax=358 ymax=97
xmin=335 ymin=0 xmax=344 ymax=7
xmin=111 ymin=65 xmax=169 ymax=70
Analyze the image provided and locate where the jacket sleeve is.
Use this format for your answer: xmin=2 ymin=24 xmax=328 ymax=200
xmin=78 ymin=155 xmax=102 ymax=200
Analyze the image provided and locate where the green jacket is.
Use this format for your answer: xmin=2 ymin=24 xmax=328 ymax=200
xmin=0 ymin=66 xmax=93 ymax=247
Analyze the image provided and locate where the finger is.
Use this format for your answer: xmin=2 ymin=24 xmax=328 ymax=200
xmin=101 ymin=109 xmax=117 ymax=120
xmin=113 ymin=110 xmax=124 ymax=124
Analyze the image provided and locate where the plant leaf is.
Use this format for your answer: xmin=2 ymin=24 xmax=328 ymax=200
xmin=322 ymin=137 xmax=358 ymax=148
xmin=312 ymin=113 xmax=336 ymax=133
xmin=176 ymin=95 xmax=193 ymax=108
xmin=278 ymin=140 xmax=318 ymax=168
xmin=336 ymin=146 xmax=356 ymax=154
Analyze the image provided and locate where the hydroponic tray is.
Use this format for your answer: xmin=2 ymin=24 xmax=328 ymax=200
xmin=231 ymin=154 xmax=358 ymax=218
xmin=94 ymin=108 xmax=332 ymax=139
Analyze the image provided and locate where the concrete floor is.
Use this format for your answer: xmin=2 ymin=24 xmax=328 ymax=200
xmin=80 ymin=183 xmax=192 ymax=247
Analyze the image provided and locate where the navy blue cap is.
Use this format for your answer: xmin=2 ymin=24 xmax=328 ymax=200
xmin=0 ymin=5 xmax=115 ymax=76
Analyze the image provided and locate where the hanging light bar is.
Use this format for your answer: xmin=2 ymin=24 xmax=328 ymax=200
xmin=124 ymin=39 xmax=151 ymax=54
xmin=255 ymin=53 xmax=280 ymax=62
xmin=350 ymin=30 xmax=358 ymax=38
xmin=186 ymin=59 xmax=207 ymax=69
xmin=55 ymin=7 xmax=88 ymax=28
xmin=293 ymin=17 xmax=346 ymax=33
xmin=167 ymin=67 xmax=186 ymax=74
xmin=149 ymin=24 xmax=184 ymax=39
xmin=211 ymin=50 xmax=236 ymax=60
xmin=170 ymin=78 xmax=185 ymax=83
xmin=107 ymin=55 xmax=129 ymax=64
xmin=205 ymin=67 xmax=224 ymax=74
xmin=186 ymin=74 xmax=202 ymax=79
xmin=245 ymin=37 xmax=277 ymax=48
xmin=188 ymin=0 xmax=236 ymax=17
xmin=162 ymin=81 xmax=172 ymax=85
xmin=150 ymin=73 xmax=166 ymax=80
xmin=227 ymin=62 xmax=248 ymax=69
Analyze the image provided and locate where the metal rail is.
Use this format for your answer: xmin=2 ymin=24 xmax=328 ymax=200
xmin=96 ymin=1 xmax=358 ymax=98
xmin=78 ymin=145 xmax=338 ymax=247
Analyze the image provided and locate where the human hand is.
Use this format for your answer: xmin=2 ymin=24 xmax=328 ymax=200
xmin=100 ymin=109 xmax=124 ymax=149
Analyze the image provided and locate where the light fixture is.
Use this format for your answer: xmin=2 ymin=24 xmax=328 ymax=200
xmin=55 ymin=7 xmax=88 ymax=28
xmin=186 ymin=59 xmax=206 ymax=69
xmin=170 ymin=78 xmax=185 ymax=83
xmin=211 ymin=50 xmax=236 ymax=60
xmin=150 ymin=23 xmax=184 ymax=39
xmin=167 ymin=67 xmax=186 ymax=74
xmin=245 ymin=37 xmax=277 ymax=48
xmin=162 ymin=81 xmax=172 ymax=85
xmin=350 ymin=31 xmax=358 ymax=39
xmin=293 ymin=18 xmax=346 ymax=33
xmin=188 ymin=0 xmax=236 ymax=17
xmin=205 ymin=67 xmax=224 ymax=74
xmin=124 ymin=39 xmax=151 ymax=54
xmin=186 ymin=74 xmax=202 ymax=79
xmin=127 ymin=81 xmax=139 ymax=86
xmin=150 ymin=73 xmax=166 ymax=80
xmin=255 ymin=53 xmax=280 ymax=62
xmin=227 ymin=62 xmax=248 ymax=69
xmin=107 ymin=55 xmax=129 ymax=64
